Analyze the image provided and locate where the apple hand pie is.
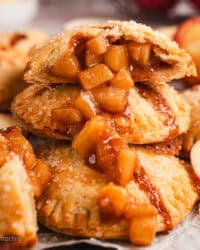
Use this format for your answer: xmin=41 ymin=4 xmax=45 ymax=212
xmin=24 ymin=21 xmax=196 ymax=86
xmin=0 ymin=127 xmax=39 ymax=247
xmin=12 ymin=82 xmax=190 ymax=144
xmin=181 ymin=86 xmax=200 ymax=156
xmin=0 ymin=30 xmax=48 ymax=111
xmin=36 ymin=142 xmax=198 ymax=246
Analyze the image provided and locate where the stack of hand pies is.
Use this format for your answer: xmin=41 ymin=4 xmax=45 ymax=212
xmin=1 ymin=20 xmax=200 ymax=248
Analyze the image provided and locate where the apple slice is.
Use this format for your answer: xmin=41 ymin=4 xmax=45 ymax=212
xmin=190 ymin=140 xmax=200 ymax=181
xmin=174 ymin=17 xmax=200 ymax=85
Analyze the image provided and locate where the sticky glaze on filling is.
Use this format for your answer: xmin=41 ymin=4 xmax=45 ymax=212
xmin=51 ymin=33 xmax=172 ymax=90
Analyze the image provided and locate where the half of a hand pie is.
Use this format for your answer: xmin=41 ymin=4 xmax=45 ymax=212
xmin=24 ymin=21 xmax=196 ymax=86
xmin=36 ymin=142 xmax=198 ymax=245
xmin=12 ymin=82 xmax=190 ymax=144
xmin=0 ymin=155 xmax=37 ymax=248
xmin=0 ymin=127 xmax=41 ymax=247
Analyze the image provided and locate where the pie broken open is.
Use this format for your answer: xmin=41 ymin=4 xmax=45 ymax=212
xmin=24 ymin=21 xmax=196 ymax=87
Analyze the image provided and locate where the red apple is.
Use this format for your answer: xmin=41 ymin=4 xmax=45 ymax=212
xmin=174 ymin=17 xmax=200 ymax=85
xmin=190 ymin=140 xmax=200 ymax=181
xmin=136 ymin=0 xmax=178 ymax=11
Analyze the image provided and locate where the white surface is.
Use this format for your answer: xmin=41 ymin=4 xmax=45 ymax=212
xmin=0 ymin=0 xmax=38 ymax=32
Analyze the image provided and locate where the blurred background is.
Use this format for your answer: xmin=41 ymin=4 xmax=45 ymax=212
xmin=0 ymin=0 xmax=198 ymax=34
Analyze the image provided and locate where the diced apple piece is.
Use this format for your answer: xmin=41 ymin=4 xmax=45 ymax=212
xmin=117 ymin=148 xmax=136 ymax=186
xmin=98 ymin=183 xmax=127 ymax=217
xmin=96 ymin=135 xmax=126 ymax=182
xmin=125 ymin=203 xmax=157 ymax=219
xmin=110 ymin=68 xmax=134 ymax=89
xmin=129 ymin=215 xmax=157 ymax=246
xmin=190 ymin=140 xmax=200 ymax=181
xmin=92 ymin=86 xmax=127 ymax=113
xmin=104 ymin=45 xmax=129 ymax=72
xmin=79 ymin=64 xmax=113 ymax=90
xmin=128 ymin=42 xmax=151 ymax=66
xmin=51 ymin=51 xmax=80 ymax=79
xmin=174 ymin=17 xmax=200 ymax=85
xmin=87 ymin=36 xmax=108 ymax=55
xmin=72 ymin=116 xmax=107 ymax=158
xmin=51 ymin=107 xmax=82 ymax=124
xmin=85 ymin=50 xmax=102 ymax=67
xmin=74 ymin=91 xmax=99 ymax=119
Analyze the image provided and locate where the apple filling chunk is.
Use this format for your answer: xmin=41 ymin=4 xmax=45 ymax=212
xmin=96 ymin=136 xmax=126 ymax=182
xmin=98 ymin=183 xmax=127 ymax=217
xmin=79 ymin=64 xmax=113 ymax=89
xmin=74 ymin=91 xmax=99 ymax=119
xmin=72 ymin=116 xmax=107 ymax=159
xmin=129 ymin=215 xmax=157 ymax=246
xmin=128 ymin=42 xmax=151 ymax=67
xmin=51 ymin=107 xmax=82 ymax=124
xmin=98 ymin=183 xmax=157 ymax=246
xmin=86 ymin=36 xmax=108 ymax=55
xmin=117 ymin=149 xmax=137 ymax=186
xmin=110 ymin=68 xmax=134 ymax=89
xmin=104 ymin=45 xmax=129 ymax=72
xmin=92 ymin=86 xmax=128 ymax=113
xmin=51 ymin=51 xmax=80 ymax=79
xmin=85 ymin=50 xmax=102 ymax=67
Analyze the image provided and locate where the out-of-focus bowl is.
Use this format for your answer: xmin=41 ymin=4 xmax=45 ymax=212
xmin=0 ymin=0 xmax=38 ymax=32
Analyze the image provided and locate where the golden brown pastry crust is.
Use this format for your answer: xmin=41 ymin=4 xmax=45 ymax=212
xmin=181 ymin=86 xmax=200 ymax=156
xmin=0 ymin=126 xmax=50 ymax=197
xmin=0 ymin=30 xmax=48 ymax=111
xmin=144 ymin=136 xmax=183 ymax=156
xmin=0 ymin=155 xmax=38 ymax=248
xmin=12 ymin=82 xmax=190 ymax=144
xmin=0 ymin=127 xmax=40 ymax=247
xmin=24 ymin=21 xmax=196 ymax=85
xmin=157 ymin=26 xmax=177 ymax=40
xmin=0 ymin=49 xmax=26 ymax=110
xmin=36 ymin=142 xmax=198 ymax=240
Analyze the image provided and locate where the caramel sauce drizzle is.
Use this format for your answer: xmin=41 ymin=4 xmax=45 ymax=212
xmin=134 ymin=166 xmax=173 ymax=230
xmin=136 ymin=82 xmax=178 ymax=139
